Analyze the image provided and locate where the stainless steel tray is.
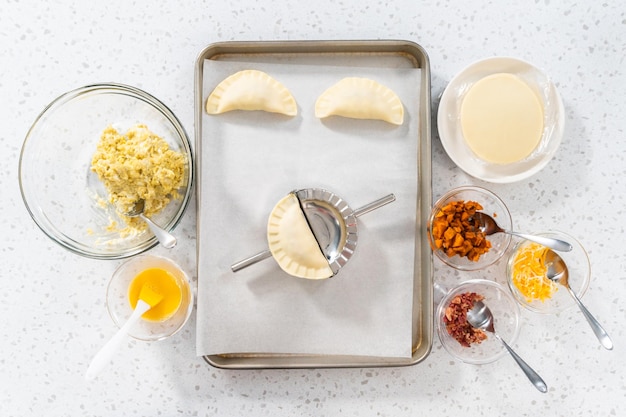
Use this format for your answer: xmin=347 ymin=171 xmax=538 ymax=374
xmin=194 ymin=40 xmax=433 ymax=369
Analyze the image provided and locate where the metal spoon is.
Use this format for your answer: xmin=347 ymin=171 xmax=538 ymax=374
xmin=473 ymin=212 xmax=573 ymax=252
xmin=125 ymin=200 xmax=177 ymax=249
xmin=467 ymin=300 xmax=548 ymax=393
xmin=545 ymin=250 xmax=613 ymax=350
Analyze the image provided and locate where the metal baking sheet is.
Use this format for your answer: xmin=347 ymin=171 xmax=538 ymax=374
xmin=194 ymin=40 xmax=433 ymax=369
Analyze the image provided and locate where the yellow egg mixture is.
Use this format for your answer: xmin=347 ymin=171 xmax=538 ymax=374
xmin=90 ymin=124 xmax=185 ymax=237
xmin=128 ymin=267 xmax=182 ymax=322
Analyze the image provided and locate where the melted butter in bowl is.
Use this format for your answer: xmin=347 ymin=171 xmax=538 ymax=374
xmin=460 ymin=73 xmax=544 ymax=165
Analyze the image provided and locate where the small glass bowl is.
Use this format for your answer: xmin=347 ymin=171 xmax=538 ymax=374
xmin=428 ymin=186 xmax=512 ymax=271
xmin=19 ymin=83 xmax=193 ymax=259
xmin=436 ymin=279 xmax=521 ymax=365
xmin=106 ymin=255 xmax=194 ymax=341
xmin=506 ymin=230 xmax=591 ymax=314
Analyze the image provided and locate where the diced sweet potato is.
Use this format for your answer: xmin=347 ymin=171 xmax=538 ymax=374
xmin=430 ymin=200 xmax=491 ymax=262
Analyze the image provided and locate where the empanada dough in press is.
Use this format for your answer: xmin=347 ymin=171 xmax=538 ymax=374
xmin=267 ymin=192 xmax=334 ymax=280
xmin=315 ymin=77 xmax=404 ymax=125
xmin=206 ymin=69 xmax=298 ymax=116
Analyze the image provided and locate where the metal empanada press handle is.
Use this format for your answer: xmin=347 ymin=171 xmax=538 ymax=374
xmin=231 ymin=193 xmax=396 ymax=273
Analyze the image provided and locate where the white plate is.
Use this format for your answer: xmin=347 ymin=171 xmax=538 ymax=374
xmin=437 ymin=57 xmax=564 ymax=183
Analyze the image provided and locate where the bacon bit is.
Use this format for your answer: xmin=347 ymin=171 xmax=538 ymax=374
xmin=443 ymin=292 xmax=487 ymax=347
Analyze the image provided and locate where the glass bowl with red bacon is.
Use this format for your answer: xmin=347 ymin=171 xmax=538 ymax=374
xmin=436 ymin=279 xmax=521 ymax=364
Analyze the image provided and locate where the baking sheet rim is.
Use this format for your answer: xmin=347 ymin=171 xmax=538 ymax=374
xmin=194 ymin=39 xmax=433 ymax=369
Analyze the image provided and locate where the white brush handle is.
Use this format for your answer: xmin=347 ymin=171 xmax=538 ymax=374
xmin=85 ymin=300 xmax=150 ymax=380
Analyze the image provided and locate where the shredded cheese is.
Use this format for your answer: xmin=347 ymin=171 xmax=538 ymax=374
xmin=511 ymin=242 xmax=558 ymax=302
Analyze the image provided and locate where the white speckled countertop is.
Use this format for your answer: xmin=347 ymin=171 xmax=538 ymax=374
xmin=2 ymin=1 xmax=625 ymax=416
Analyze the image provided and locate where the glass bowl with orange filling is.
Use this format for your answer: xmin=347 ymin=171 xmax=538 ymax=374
xmin=428 ymin=186 xmax=512 ymax=271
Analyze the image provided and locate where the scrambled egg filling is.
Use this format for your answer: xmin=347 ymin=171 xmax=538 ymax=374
xmin=90 ymin=124 xmax=186 ymax=236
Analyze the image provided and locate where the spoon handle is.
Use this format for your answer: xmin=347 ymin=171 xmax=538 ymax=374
xmin=566 ymin=286 xmax=614 ymax=350
xmin=140 ymin=213 xmax=177 ymax=249
xmin=495 ymin=334 xmax=548 ymax=393
xmin=506 ymin=231 xmax=573 ymax=252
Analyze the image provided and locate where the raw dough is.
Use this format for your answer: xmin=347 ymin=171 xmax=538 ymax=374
xmin=315 ymin=77 xmax=404 ymax=125
xmin=206 ymin=69 xmax=297 ymax=116
xmin=267 ymin=193 xmax=333 ymax=279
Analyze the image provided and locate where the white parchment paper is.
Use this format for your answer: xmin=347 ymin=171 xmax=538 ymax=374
xmin=197 ymin=59 xmax=420 ymax=358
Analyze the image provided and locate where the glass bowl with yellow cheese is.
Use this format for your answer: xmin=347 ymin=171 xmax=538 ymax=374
xmin=19 ymin=83 xmax=193 ymax=259
xmin=506 ymin=231 xmax=591 ymax=314
xmin=437 ymin=57 xmax=564 ymax=183
xmin=106 ymin=255 xmax=194 ymax=341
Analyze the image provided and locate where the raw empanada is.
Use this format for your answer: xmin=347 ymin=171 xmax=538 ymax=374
xmin=267 ymin=193 xmax=333 ymax=280
xmin=206 ymin=69 xmax=297 ymax=116
xmin=315 ymin=77 xmax=404 ymax=125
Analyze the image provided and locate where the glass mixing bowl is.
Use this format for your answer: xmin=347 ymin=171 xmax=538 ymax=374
xmin=19 ymin=83 xmax=193 ymax=259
